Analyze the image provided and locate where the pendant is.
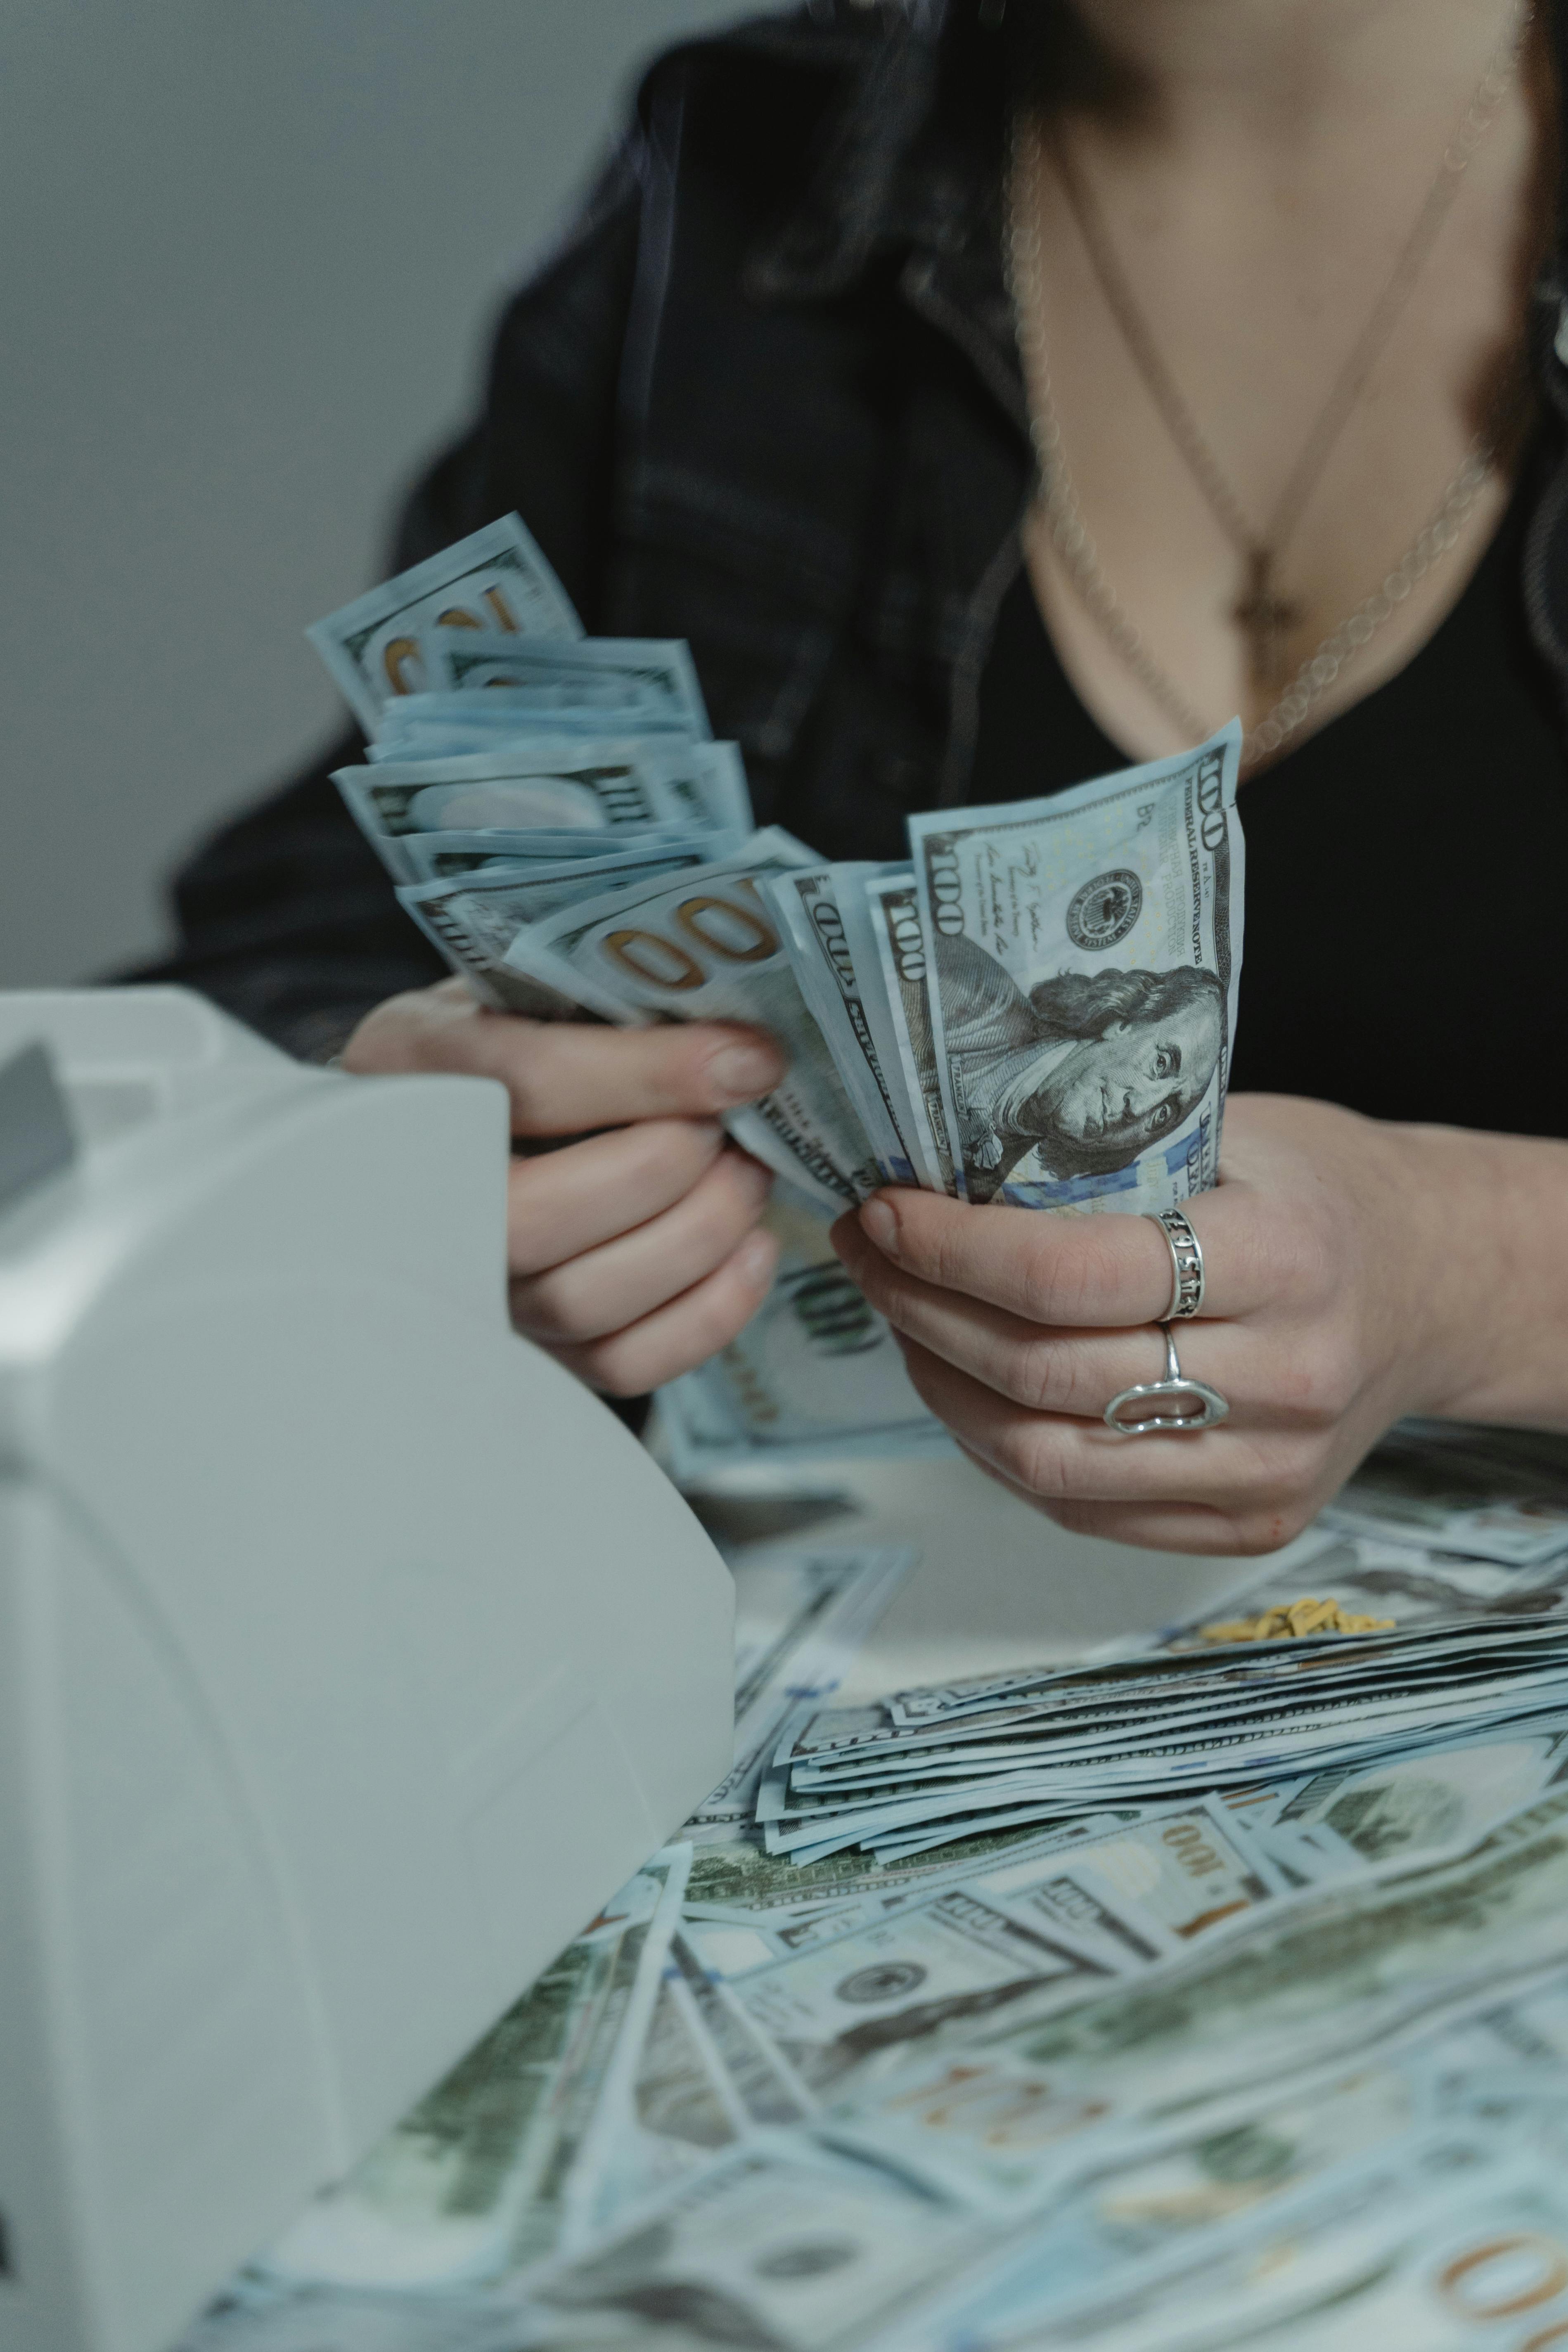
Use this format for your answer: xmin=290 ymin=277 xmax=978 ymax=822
xmin=1232 ymin=547 xmax=1303 ymax=695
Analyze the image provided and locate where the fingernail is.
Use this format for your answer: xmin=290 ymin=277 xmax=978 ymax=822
xmin=708 ymin=1042 xmax=782 ymax=1106
xmin=860 ymin=1197 xmax=899 ymax=1255
xmin=737 ymin=1228 xmax=778 ymax=1285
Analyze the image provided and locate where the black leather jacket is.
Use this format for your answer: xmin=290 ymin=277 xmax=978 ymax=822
xmin=139 ymin=0 xmax=1568 ymax=1059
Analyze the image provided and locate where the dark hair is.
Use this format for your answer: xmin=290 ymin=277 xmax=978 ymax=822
xmin=1026 ymin=962 xmax=1223 ymax=1044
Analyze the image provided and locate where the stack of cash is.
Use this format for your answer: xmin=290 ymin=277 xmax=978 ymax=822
xmin=753 ymin=728 xmax=1242 ymax=1216
xmin=313 ymin=516 xmax=1244 ymax=1224
xmin=211 ymin=532 xmax=1568 ymax=2352
xmin=311 ymin=516 xmax=1245 ymax=1471
xmin=181 ymin=1446 xmax=1568 ymax=2352
xmin=307 ymin=516 xmax=753 ymax=1016
xmin=654 ymin=1193 xmax=954 ymax=1480
xmin=758 ymin=1586 xmax=1568 ymax=1866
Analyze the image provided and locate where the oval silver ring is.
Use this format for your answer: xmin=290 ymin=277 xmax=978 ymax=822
xmin=1103 ymin=1323 xmax=1230 ymax=1437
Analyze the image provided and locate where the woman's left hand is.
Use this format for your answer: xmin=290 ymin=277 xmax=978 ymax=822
xmin=831 ymin=1093 xmax=1551 ymax=1556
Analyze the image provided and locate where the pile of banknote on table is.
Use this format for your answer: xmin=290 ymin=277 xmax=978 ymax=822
xmin=274 ymin=522 xmax=1568 ymax=2347
xmin=308 ymin=513 xmax=1245 ymax=1478
xmin=182 ymin=1419 xmax=1568 ymax=2352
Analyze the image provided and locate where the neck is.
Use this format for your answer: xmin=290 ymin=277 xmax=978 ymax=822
xmin=1021 ymin=0 xmax=1525 ymax=147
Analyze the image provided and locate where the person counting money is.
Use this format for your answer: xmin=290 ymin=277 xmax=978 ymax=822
xmin=143 ymin=0 xmax=1568 ymax=1554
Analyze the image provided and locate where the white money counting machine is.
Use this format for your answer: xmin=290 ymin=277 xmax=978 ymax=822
xmin=0 ymin=988 xmax=734 ymax=2352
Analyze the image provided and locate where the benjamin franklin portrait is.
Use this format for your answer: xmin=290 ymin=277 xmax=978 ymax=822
xmin=933 ymin=933 xmax=1225 ymax=1202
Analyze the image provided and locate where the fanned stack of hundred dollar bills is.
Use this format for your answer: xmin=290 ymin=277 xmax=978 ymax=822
xmin=308 ymin=515 xmax=1243 ymax=1480
xmin=180 ymin=1426 xmax=1568 ymax=2352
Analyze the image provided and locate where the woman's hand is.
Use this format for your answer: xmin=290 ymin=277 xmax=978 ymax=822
xmin=345 ymin=978 xmax=784 ymax=1395
xmin=832 ymin=1094 xmax=1568 ymax=1556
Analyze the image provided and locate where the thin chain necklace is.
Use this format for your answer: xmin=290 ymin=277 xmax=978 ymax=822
xmin=1006 ymin=4 xmax=1533 ymax=771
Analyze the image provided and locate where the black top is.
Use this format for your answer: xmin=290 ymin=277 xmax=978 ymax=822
xmin=130 ymin=6 xmax=1568 ymax=1081
xmin=971 ymin=464 xmax=1568 ymax=1137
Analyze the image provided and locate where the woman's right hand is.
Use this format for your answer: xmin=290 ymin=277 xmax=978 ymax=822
xmin=343 ymin=978 xmax=785 ymax=1395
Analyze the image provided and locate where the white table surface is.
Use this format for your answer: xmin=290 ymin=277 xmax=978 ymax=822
xmin=692 ymin=1450 xmax=1320 ymax=1703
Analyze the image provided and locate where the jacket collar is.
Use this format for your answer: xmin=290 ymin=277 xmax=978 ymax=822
xmin=745 ymin=5 xmax=986 ymax=301
xmin=744 ymin=5 xmax=1026 ymax=422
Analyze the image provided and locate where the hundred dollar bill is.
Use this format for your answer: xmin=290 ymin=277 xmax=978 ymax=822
xmin=827 ymin=863 xmax=943 ymax=1187
xmin=694 ymin=1797 xmax=1276 ymax=1983
xmin=656 ymin=1196 xmax=950 ymax=1480
xmin=932 ymin=2090 xmax=1444 ymax=2342
xmin=574 ymin=1948 xmax=753 ymax=2238
xmin=825 ymin=1803 xmax=1568 ymax=2225
xmin=862 ymin=869 xmax=959 ymax=1194
xmin=728 ymin=1545 xmax=913 ymax=1729
xmin=400 ymin=836 xmax=541 ymax=881
xmin=848 ymin=2041 xmax=1447 ymax=2253
xmin=397 ymin=848 xmax=715 ymax=1018
xmin=663 ymin=1935 xmax=816 ymax=2128
xmin=366 ymin=696 xmax=688 ymax=757
xmin=761 ymin=867 xmax=920 ymax=1186
xmin=259 ymin=1847 xmax=689 ymax=2292
xmin=501 ymin=832 xmax=881 ymax=1214
xmin=907 ymin=720 xmax=1243 ymax=1208
xmin=517 ymin=2143 xmax=988 ymax=2352
xmin=419 ymin=629 xmax=711 ymax=738
xmin=334 ymin=740 xmax=742 ymax=883
xmin=864 ymin=1804 xmax=1166 ymax=1867
xmin=682 ymin=1812 xmax=1131 ymax=1921
xmin=1465 ymin=1966 xmax=1568 ymax=2070
xmin=401 ymin=826 xmax=747 ymax=885
xmin=307 ymin=514 xmax=581 ymax=732
xmin=176 ymin=2286 xmax=522 ymax=2352
xmin=1163 ymin=1533 xmax=1568 ymax=1650
xmin=769 ymin=1648 xmax=1568 ymax=1817
xmin=1194 ymin=2159 xmax=1568 ymax=2352
xmin=392 ymin=739 xmax=747 ymax=839
xmin=1266 ymin=1717 xmax=1568 ymax=1875
xmin=918 ymin=1979 xmax=1568 ymax=2346
xmin=399 ymin=834 xmax=570 ymax=882
xmin=1077 ymin=2155 xmax=1568 ymax=2352
xmin=969 ymin=1795 xmax=1286 ymax=1970
xmin=610 ymin=1970 xmax=736 ymax=2160
xmin=781 ymin=1613 xmax=1568 ymax=1766
xmin=576 ymin=1928 xmax=820 ymax=2235
xmin=683 ymin=1902 xmax=893 ymax=1973
xmin=788 ymin=1625 xmax=1567 ymax=1774
xmin=505 ymin=2108 xmax=1558 ymax=2352
xmin=756 ymin=1644 xmax=1568 ymax=1860
xmin=722 ymin=1885 xmax=1114 ymax=2095
xmin=1320 ymin=1418 xmax=1568 ymax=1566
xmin=688 ymin=1538 xmax=916 ymax=1831
xmin=979 ymin=1789 xmax=1568 ymax=2119
xmin=925 ymin=2077 xmax=1568 ymax=2349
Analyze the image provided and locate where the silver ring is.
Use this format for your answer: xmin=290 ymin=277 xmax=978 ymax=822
xmin=1150 ymin=1208 xmax=1205 ymax=1320
xmin=1103 ymin=1323 xmax=1230 ymax=1437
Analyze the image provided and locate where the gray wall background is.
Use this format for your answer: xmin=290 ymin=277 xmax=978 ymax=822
xmin=0 ymin=1 xmax=760 ymax=989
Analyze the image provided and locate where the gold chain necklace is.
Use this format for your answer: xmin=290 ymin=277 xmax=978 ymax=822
xmin=1006 ymin=4 xmax=1532 ymax=771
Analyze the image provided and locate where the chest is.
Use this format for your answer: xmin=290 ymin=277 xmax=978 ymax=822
xmin=1010 ymin=82 xmax=1549 ymax=763
xmin=599 ymin=78 xmax=1565 ymax=843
